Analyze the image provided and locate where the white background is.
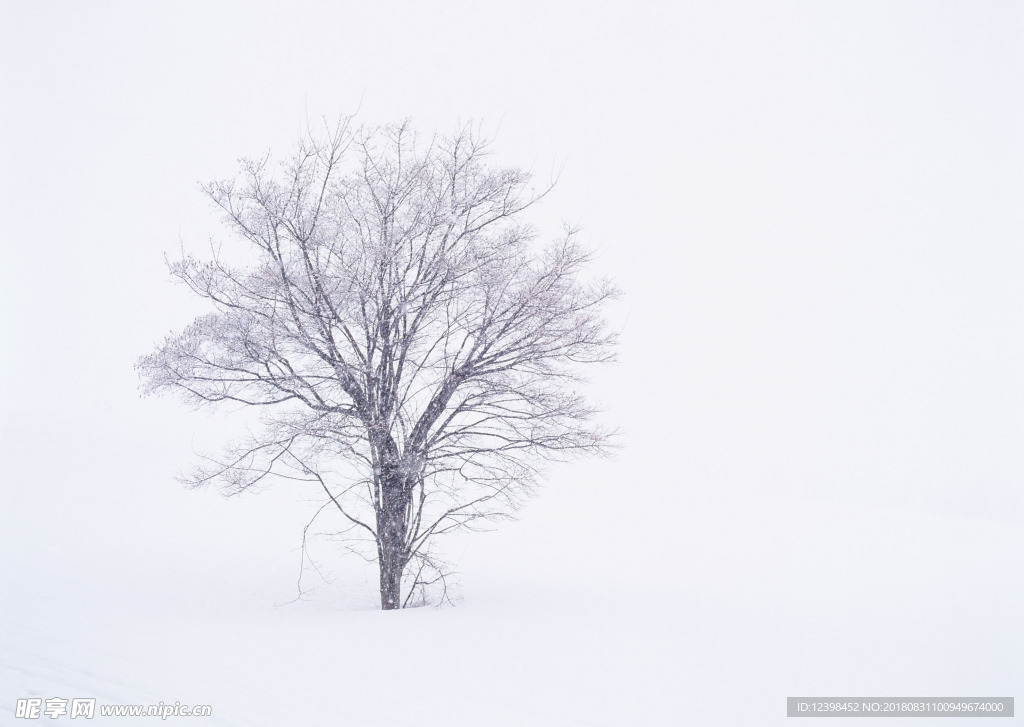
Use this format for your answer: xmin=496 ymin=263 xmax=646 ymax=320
xmin=1 ymin=2 xmax=1021 ymax=724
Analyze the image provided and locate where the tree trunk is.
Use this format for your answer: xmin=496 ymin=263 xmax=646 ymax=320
xmin=377 ymin=474 xmax=408 ymax=610
xmin=378 ymin=543 xmax=403 ymax=610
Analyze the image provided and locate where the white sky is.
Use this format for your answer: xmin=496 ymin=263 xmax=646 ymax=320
xmin=1 ymin=0 xmax=1022 ymax=621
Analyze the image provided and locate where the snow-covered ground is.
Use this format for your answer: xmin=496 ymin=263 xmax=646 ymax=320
xmin=1 ymin=438 xmax=1019 ymax=725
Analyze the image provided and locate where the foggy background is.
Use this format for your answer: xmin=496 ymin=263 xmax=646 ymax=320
xmin=1 ymin=2 xmax=1021 ymax=724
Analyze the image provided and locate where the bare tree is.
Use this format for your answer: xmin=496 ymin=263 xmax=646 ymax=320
xmin=137 ymin=117 xmax=618 ymax=609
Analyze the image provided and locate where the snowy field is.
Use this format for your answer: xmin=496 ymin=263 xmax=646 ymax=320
xmin=1 ymin=416 xmax=1019 ymax=725
xmin=2 ymin=2 xmax=1022 ymax=725
xmin=0 ymin=474 xmax=1019 ymax=725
